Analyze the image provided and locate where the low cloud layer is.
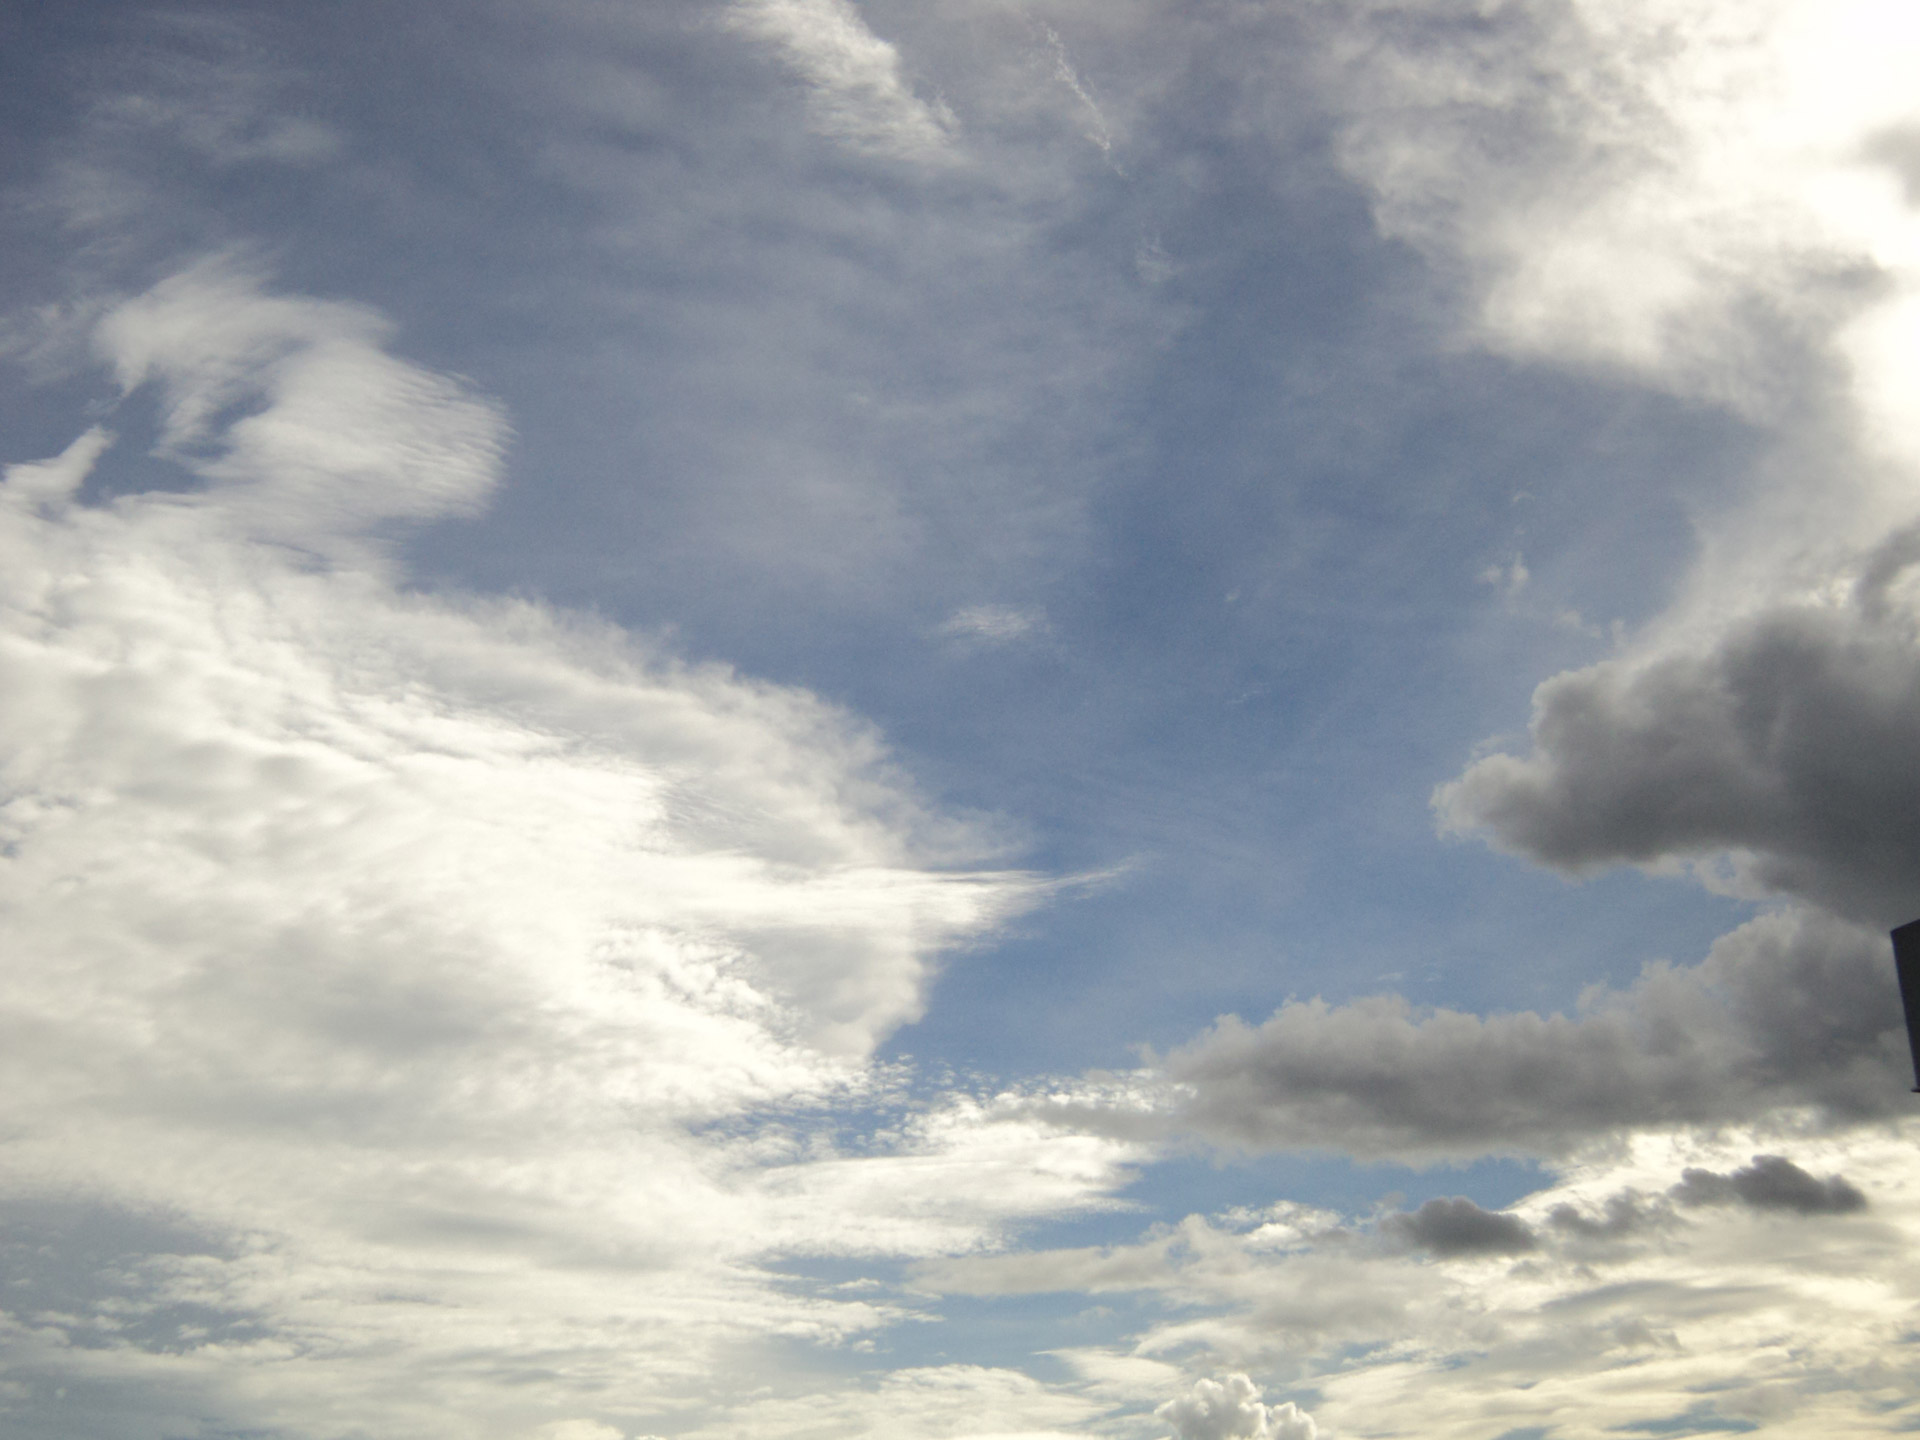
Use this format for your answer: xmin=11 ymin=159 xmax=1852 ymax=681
xmin=1160 ymin=907 xmax=1905 ymax=1160
xmin=926 ymin=1126 xmax=1920 ymax=1438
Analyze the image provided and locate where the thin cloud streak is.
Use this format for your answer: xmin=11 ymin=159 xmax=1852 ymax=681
xmin=724 ymin=0 xmax=956 ymax=159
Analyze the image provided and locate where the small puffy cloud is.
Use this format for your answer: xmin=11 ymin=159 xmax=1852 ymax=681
xmin=1156 ymin=1374 xmax=1316 ymax=1440
xmin=1381 ymin=1197 xmax=1536 ymax=1257
xmin=1160 ymin=907 xmax=1907 ymax=1161
xmin=1671 ymin=1154 xmax=1868 ymax=1215
xmin=751 ymin=1096 xmax=1143 ymax=1256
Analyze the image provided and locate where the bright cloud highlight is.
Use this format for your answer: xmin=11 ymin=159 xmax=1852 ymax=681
xmin=0 ymin=263 xmax=1128 ymax=1438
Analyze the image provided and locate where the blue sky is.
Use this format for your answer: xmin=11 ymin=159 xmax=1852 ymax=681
xmin=2 ymin=3 xmax=1918 ymax=1438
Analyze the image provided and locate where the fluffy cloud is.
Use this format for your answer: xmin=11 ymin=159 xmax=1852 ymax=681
xmin=1095 ymin=0 xmax=1920 ymax=1180
xmin=1155 ymin=1374 xmax=1316 ymax=1440
xmin=0 ymin=263 xmax=1134 ymax=1438
xmin=1436 ymin=569 xmax=1920 ymax=926
xmin=1106 ymin=4 xmax=1920 ymax=1428
xmin=1327 ymin=0 xmax=1920 ymax=409
xmin=1345 ymin=0 xmax=1920 ymax=933
xmin=1158 ymin=907 xmax=1905 ymax=1160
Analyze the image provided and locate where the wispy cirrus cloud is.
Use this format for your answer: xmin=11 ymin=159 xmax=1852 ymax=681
xmin=937 ymin=603 xmax=1045 ymax=646
xmin=724 ymin=0 xmax=956 ymax=159
xmin=0 ymin=260 xmax=1137 ymax=1439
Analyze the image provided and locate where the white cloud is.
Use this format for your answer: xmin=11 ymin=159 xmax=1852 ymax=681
xmin=94 ymin=256 xmax=505 ymax=541
xmin=670 ymin=1364 xmax=1107 ymax=1440
xmin=1038 ymin=25 xmax=1117 ymax=165
xmin=0 ymin=263 xmax=1131 ymax=1437
xmin=1329 ymin=0 xmax=1920 ymax=403
xmin=1155 ymin=1374 xmax=1316 ymax=1440
xmin=1083 ymin=6 xmax=1920 ymax=1428
xmin=946 ymin=1124 xmax=1920 ymax=1438
xmin=725 ymin=0 xmax=956 ymax=159
xmin=1298 ymin=1125 xmax=1920 ymax=1438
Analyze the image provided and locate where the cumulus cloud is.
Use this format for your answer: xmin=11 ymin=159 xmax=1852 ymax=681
xmin=1346 ymin=0 xmax=1920 ymax=934
xmin=1157 ymin=908 xmax=1905 ymax=1160
xmin=1155 ymin=1374 xmax=1316 ymax=1440
xmin=1437 ymin=568 xmax=1920 ymax=926
xmin=1381 ymin=1197 xmax=1537 ymax=1257
xmin=1671 ymin=1154 xmax=1868 ymax=1214
xmin=1319 ymin=0 xmax=1920 ymax=921
xmin=0 ymin=263 xmax=1135 ymax=1438
xmin=725 ymin=0 xmax=955 ymax=159
xmin=1116 ymin=5 xmax=1920 ymax=1423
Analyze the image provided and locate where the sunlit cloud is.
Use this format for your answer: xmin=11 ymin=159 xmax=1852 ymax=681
xmin=0 ymin=262 xmax=1126 ymax=1436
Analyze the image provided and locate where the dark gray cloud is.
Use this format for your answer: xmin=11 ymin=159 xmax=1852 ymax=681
xmin=1159 ymin=907 xmax=1907 ymax=1160
xmin=1381 ymin=1196 xmax=1535 ymax=1256
xmin=1436 ymin=572 xmax=1920 ymax=928
xmin=1545 ymin=1191 xmax=1667 ymax=1242
xmin=1671 ymin=1155 xmax=1867 ymax=1216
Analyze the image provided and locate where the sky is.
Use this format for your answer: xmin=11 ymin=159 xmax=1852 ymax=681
xmin=2 ymin=1 xmax=1919 ymax=1437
